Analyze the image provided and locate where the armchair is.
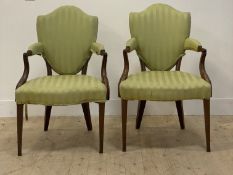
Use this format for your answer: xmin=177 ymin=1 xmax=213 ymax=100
xmin=119 ymin=4 xmax=212 ymax=152
xmin=15 ymin=6 xmax=109 ymax=156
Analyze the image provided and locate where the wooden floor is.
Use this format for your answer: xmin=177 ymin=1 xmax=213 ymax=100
xmin=0 ymin=116 xmax=233 ymax=175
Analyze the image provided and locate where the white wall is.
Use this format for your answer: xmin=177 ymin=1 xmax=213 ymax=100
xmin=0 ymin=0 xmax=233 ymax=117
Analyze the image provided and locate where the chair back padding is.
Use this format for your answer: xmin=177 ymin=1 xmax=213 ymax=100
xmin=37 ymin=6 xmax=98 ymax=74
xmin=129 ymin=4 xmax=191 ymax=70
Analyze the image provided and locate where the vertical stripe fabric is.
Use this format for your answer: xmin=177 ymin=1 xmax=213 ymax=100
xmin=129 ymin=4 xmax=191 ymax=71
xmin=37 ymin=6 xmax=98 ymax=75
xmin=16 ymin=75 xmax=107 ymax=105
xmin=120 ymin=71 xmax=211 ymax=101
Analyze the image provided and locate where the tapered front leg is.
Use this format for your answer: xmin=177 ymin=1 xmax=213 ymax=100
xmin=175 ymin=101 xmax=185 ymax=129
xmin=17 ymin=104 xmax=24 ymax=156
xmin=44 ymin=106 xmax=52 ymax=131
xmin=136 ymin=100 xmax=146 ymax=129
xmin=99 ymin=103 xmax=105 ymax=153
xmin=122 ymin=100 xmax=128 ymax=152
xmin=82 ymin=103 xmax=92 ymax=131
xmin=203 ymin=99 xmax=210 ymax=152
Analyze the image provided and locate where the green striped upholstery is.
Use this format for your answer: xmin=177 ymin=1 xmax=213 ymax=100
xmin=126 ymin=38 xmax=137 ymax=51
xmin=16 ymin=75 xmax=106 ymax=105
xmin=129 ymin=4 xmax=190 ymax=70
xmin=184 ymin=38 xmax=202 ymax=51
xmin=90 ymin=42 xmax=105 ymax=55
xmin=37 ymin=6 xmax=98 ymax=75
xmin=120 ymin=71 xmax=211 ymax=101
xmin=28 ymin=42 xmax=43 ymax=55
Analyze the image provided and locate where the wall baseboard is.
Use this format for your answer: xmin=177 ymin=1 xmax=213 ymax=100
xmin=0 ymin=98 xmax=232 ymax=117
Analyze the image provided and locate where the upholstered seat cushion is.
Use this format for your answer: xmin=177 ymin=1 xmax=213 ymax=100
xmin=120 ymin=71 xmax=211 ymax=101
xmin=16 ymin=75 xmax=107 ymax=105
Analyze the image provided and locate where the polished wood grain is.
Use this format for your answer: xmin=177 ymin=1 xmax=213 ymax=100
xmin=99 ymin=103 xmax=105 ymax=153
xmin=136 ymin=100 xmax=146 ymax=129
xmin=139 ymin=58 xmax=146 ymax=71
xmin=81 ymin=58 xmax=90 ymax=75
xmin=44 ymin=106 xmax=52 ymax=131
xmin=16 ymin=51 xmax=31 ymax=89
xmin=199 ymin=48 xmax=212 ymax=95
xmin=17 ymin=104 xmax=24 ymax=156
xmin=175 ymin=56 xmax=183 ymax=71
xmin=118 ymin=48 xmax=129 ymax=97
xmin=175 ymin=101 xmax=185 ymax=129
xmin=46 ymin=60 xmax=52 ymax=76
xmin=203 ymin=99 xmax=211 ymax=152
xmin=122 ymin=100 xmax=128 ymax=152
xmin=82 ymin=103 xmax=92 ymax=131
xmin=100 ymin=51 xmax=110 ymax=100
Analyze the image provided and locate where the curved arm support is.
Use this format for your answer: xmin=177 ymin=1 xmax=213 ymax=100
xmin=175 ymin=54 xmax=187 ymax=71
xmin=199 ymin=48 xmax=211 ymax=85
xmin=90 ymin=42 xmax=109 ymax=100
xmin=184 ymin=38 xmax=211 ymax=87
xmin=46 ymin=61 xmax=52 ymax=76
xmin=16 ymin=51 xmax=32 ymax=89
xmin=81 ymin=58 xmax=90 ymax=75
xmin=100 ymin=51 xmax=110 ymax=100
xmin=118 ymin=48 xmax=130 ymax=97
xmin=16 ymin=43 xmax=48 ymax=89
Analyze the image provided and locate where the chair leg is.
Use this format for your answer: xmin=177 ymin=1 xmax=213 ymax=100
xmin=17 ymin=104 xmax=24 ymax=156
xmin=25 ymin=104 xmax=28 ymax=121
xmin=203 ymin=99 xmax=211 ymax=152
xmin=99 ymin=103 xmax=105 ymax=153
xmin=122 ymin=100 xmax=128 ymax=152
xmin=136 ymin=100 xmax=146 ymax=129
xmin=44 ymin=106 xmax=52 ymax=131
xmin=175 ymin=101 xmax=185 ymax=129
xmin=82 ymin=103 xmax=92 ymax=131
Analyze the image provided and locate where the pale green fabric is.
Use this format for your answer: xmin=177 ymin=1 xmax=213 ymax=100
xmin=126 ymin=38 xmax=137 ymax=52
xmin=37 ymin=6 xmax=98 ymax=75
xmin=184 ymin=38 xmax=202 ymax=51
xmin=16 ymin=75 xmax=107 ymax=105
xmin=28 ymin=42 xmax=44 ymax=55
xmin=91 ymin=42 xmax=105 ymax=55
xmin=120 ymin=71 xmax=211 ymax=101
xmin=129 ymin=4 xmax=191 ymax=70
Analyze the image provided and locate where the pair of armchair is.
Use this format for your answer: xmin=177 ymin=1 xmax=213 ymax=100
xmin=15 ymin=4 xmax=212 ymax=156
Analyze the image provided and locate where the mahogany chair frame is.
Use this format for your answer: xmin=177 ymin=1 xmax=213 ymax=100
xmin=118 ymin=46 xmax=211 ymax=152
xmin=16 ymin=50 xmax=109 ymax=156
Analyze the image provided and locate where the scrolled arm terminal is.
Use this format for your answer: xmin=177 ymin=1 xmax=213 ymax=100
xmin=126 ymin=38 xmax=138 ymax=52
xmin=28 ymin=42 xmax=44 ymax=55
xmin=184 ymin=38 xmax=202 ymax=52
xmin=90 ymin=42 xmax=109 ymax=100
xmin=184 ymin=38 xmax=211 ymax=93
xmin=16 ymin=43 xmax=44 ymax=89
xmin=91 ymin=42 xmax=105 ymax=55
